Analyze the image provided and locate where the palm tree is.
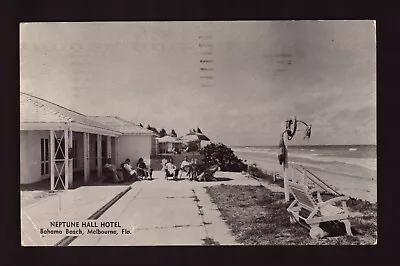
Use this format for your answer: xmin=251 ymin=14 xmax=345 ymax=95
xmin=159 ymin=128 xmax=167 ymax=138
xmin=170 ymin=129 xmax=177 ymax=137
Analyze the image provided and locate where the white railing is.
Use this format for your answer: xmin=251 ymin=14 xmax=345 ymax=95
xmin=53 ymin=158 xmax=73 ymax=190
xmin=288 ymin=163 xmax=340 ymax=196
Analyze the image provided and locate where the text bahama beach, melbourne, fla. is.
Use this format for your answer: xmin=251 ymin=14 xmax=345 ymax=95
xmin=20 ymin=21 xmax=376 ymax=245
xmin=40 ymin=221 xmax=127 ymax=236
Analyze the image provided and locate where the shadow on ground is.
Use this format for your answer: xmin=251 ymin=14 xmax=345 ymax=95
xmin=215 ymin=177 xmax=234 ymax=182
xmin=196 ymin=177 xmax=234 ymax=182
xmin=20 ymin=170 xmax=135 ymax=191
xmin=165 ymin=178 xmax=188 ymax=182
xmin=88 ymin=180 xmax=136 ymax=186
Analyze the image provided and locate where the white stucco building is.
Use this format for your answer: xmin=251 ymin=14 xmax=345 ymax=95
xmin=156 ymin=136 xmax=183 ymax=154
xmin=20 ymin=92 xmax=156 ymax=190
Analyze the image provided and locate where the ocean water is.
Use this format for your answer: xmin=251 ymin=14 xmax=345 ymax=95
xmin=232 ymin=145 xmax=377 ymax=180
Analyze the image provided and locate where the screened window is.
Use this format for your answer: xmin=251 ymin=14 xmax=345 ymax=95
xmin=73 ymin=140 xmax=77 ymax=169
xmin=40 ymin=138 xmax=49 ymax=175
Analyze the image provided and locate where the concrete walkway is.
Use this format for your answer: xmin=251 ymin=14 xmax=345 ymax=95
xmin=21 ymin=171 xmax=263 ymax=246
xmin=71 ymin=171 xmax=262 ymax=246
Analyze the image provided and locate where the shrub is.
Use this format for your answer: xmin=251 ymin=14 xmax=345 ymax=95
xmin=187 ymin=141 xmax=200 ymax=152
xmin=248 ymin=165 xmax=265 ymax=178
xmin=200 ymin=143 xmax=247 ymax=172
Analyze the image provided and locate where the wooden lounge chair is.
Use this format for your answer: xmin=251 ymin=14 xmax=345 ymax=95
xmin=197 ymin=164 xmax=220 ymax=182
xmin=286 ymin=181 xmax=361 ymax=239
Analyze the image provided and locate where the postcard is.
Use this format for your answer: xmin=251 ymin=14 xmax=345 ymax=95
xmin=20 ymin=21 xmax=376 ymax=246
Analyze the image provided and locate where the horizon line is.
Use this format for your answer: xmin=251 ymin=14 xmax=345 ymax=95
xmin=229 ymin=144 xmax=377 ymax=147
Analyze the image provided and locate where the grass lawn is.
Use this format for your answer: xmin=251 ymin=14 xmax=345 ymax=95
xmin=247 ymin=165 xmax=285 ymax=188
xmin=206 ymin=184 xmax=377 ymax=245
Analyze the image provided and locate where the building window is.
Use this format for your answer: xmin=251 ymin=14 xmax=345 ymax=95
xmin=40 ymin=138 xmax=49 ymax=175
xmin=73 ymin=140 xmax=77 ymax=169
xmin=95 ymin=142 xmax=97 ymax=167
xmin=102 ymin=140 xmax=107 ymax=157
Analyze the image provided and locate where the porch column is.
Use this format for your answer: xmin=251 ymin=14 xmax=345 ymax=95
xmin=107 ymin=136 xmax=112 ymax=159
xmin=50 ymin=130 xmax=55 ymax=191
xmin=64 ymin=129 xmax=69 ymax=190
xmin=97 ymin=134 xmax=102 ymax=178
xmin=69 ymin=129 xmax=73 ymax=187
xmin=83 ymin=133 xmax=89 ymax=184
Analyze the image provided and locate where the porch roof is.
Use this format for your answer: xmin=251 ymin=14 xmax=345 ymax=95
xmin=90 ymin=116 xmax=157 ymax=136
xmin=20 ymin=92 xmax=121 ymax=136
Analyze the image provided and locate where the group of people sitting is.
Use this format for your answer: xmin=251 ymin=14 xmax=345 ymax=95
xmin=103 ymin=157 xmax=153 ymax=183
xmin=161 ymin=157 xmax=197 ymax=181
xmin=161 ymin=157 xmax=221 ymax=182
xmin=103 ymin=156 xmax=221 ymax=183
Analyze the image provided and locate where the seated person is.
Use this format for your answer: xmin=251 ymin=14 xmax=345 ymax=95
xmin=179 ymin=157 xmax=191 ymax=178
xmin=104 ymin=158 xmax=123 ymax=183
xmin=161 ymin=158 xmax=168 ymax=171
xmin=165 ymin=158 xmax=179 ymax=180
xmin=136 ymin=158 xmax=153 ymax=180
xmin=121 ymin=158 xmax=139 ymax=181
xmin=189 ymin=158 xmax=199 ymax=180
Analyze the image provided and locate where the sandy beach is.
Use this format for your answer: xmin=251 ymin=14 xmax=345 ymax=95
xmin=234 ymin=151 xmax=377 ymax=203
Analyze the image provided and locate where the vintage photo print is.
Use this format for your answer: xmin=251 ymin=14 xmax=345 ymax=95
xmin=20 ymin=21 xmax=376 ymax=246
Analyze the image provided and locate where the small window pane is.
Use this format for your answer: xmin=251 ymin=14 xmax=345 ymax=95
xmin=40 ymin=139 xmax=44 ymax=161
xmin=41 ymin=163 xmax=44 ymax=175
xmin=45 ymin=139 xmax=49 ymax=161
xmin=102 ymin=140 xmax=107 ymax=156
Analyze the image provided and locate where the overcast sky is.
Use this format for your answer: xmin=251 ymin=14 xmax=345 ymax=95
xmin=20 ymin=21 xmax=376 ymax=146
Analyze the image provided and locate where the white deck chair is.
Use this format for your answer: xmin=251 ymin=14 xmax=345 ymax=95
xmin=286 ymin=181 xmax=362 ymax=239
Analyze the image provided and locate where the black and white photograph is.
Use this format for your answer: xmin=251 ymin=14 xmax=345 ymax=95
xmin=19 ymin=21 xmax=376 ymax=246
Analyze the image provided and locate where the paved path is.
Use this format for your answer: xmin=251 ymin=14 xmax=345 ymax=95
xmin=22 ymin=171 xmax=263 ymax=246
xmin=71 ymin=171 xmax=262 ymax=246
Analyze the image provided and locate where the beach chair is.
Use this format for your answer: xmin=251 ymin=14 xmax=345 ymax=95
xmin=197 ymin=164 xmax=220 ymax=182
xmin=286 ymin=181 xmax=361 ymax=239
xmin=161 ymin=159 xmax=168 ymax=178
xmin=103 ymin=167 xmax=116 ymax=183
xmin=120 ymin=163 xmax=139 ymax=182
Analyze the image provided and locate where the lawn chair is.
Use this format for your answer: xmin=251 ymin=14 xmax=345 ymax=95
xmin=286 ymin=181 xmax=361 ymax=239
xmin=102 ymin=167 xmax=114 ymax=182
xmin=136 ymin=165 xmax=153 ymax=180
xmin=161 ymin=159 xmax=168 ymax=179
xmin=197 ymin=164 xmax=220 ymax=182
xmin=179 ymin=165 xmax=192 ymax=178
xmin=120 ymin=163 xmax=138 ymax=182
